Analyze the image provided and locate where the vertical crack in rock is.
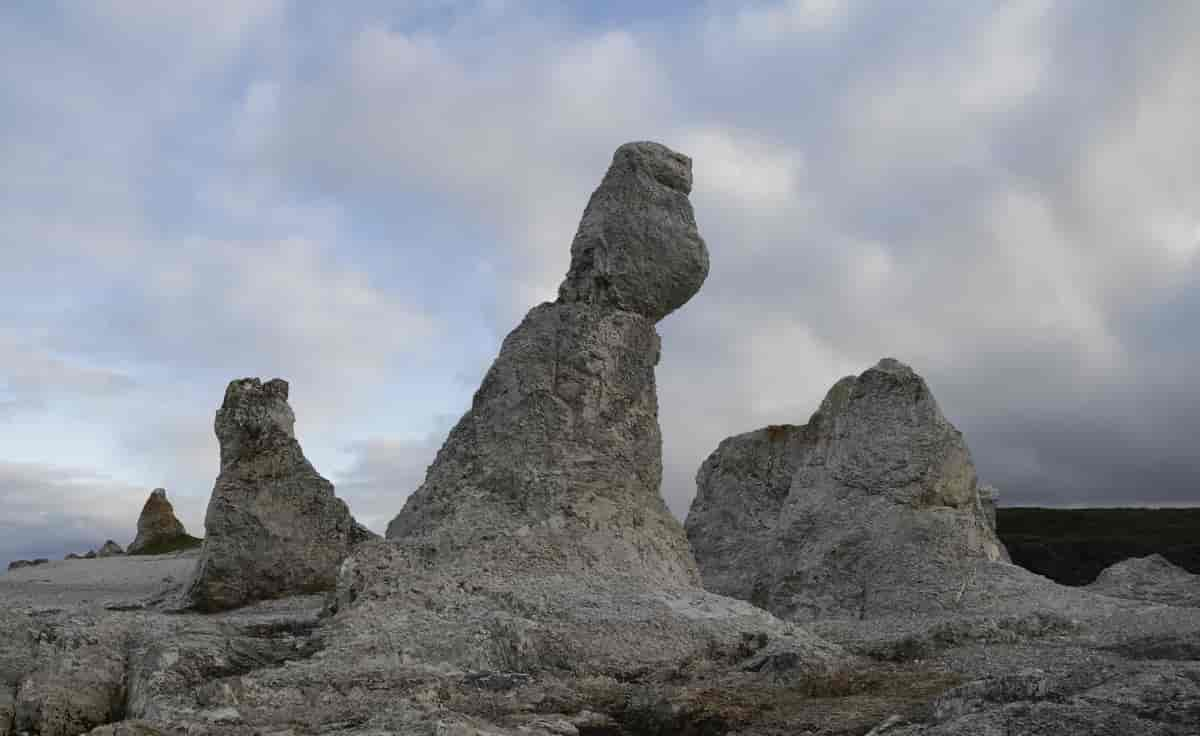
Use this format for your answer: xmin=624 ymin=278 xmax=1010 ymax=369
xmin=184 ymin=378 xmax=374 ymax=612
xmin=686 ymin=358 xmax=1009 ymax=621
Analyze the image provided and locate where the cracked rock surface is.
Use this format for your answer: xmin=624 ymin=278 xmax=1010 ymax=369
xmin=184 ymin=378 xmax=374 ymax=612
xmin=686 ymin=359 xmax=1007 ymax=621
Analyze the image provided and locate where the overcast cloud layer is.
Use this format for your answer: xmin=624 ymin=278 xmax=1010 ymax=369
xmin=2 ymin=1 xmax=1198 ymax=564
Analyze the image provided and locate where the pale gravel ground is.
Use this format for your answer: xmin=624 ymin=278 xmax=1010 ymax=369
xmin=0 ymin=551 xmax=198 ymax=608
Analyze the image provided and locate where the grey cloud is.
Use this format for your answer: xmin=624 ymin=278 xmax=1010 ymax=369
xmin=3 ymin=0 xmax=1199 ymax=572
xmin=245 ymin=0 xmax=1200 ymax=512
xmin=0 ymin=461 xmax=148 ymax=566
xmin=331 ymin=427 xmax=452 ymax=533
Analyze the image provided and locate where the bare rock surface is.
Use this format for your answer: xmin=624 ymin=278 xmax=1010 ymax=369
xmin=1088 ymin=554 xmax=1200 ymax=607
xmin=557 ymin=141 xmax=709 ymax=322
xmin=363 ymin=142 xmax=848 ymax=687
xmin=97 ymin=541 xmax=125 ymax=558
xmin=127 ymin=489 xmax=191 ymax=555
xmin=687 ymin=359 xmax=1006 ymax=620
xmin=184 ymin=378 xmax=374 ymax=612
xmin=3 ymin=145 xmax=1200 ymax=736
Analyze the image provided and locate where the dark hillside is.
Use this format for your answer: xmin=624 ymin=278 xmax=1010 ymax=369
xmin=998 ymin=507 xmax=1200 ymax=585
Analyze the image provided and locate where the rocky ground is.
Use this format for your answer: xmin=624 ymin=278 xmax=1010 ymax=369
xmin=2 ymin=553 xmax=1198 ymax=735
xmin=4 ymin=141 xmax=1197 ymax=736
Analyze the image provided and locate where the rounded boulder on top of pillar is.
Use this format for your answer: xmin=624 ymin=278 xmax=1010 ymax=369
xmin=183 ymin=378 xmax=375 ymax=612
xmin=334 ymin=141 xmax=843 ymax=678
xmin=558 ymin=141 xmax=710 ymax=322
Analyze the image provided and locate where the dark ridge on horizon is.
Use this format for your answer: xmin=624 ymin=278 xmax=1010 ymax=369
xmin=998 ymin=506 xmax=1200 ymax=585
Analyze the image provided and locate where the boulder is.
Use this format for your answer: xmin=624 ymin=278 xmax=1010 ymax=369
xmin=97 ymin=541 xmax=124 ymax=557
xmin=1088 ymin=554 xmax=1200 ymax=607
xmin=350 ymin=141 xmax=841 ymax=677
xmin=557 ymin=141 xmax=710 ymax=322
xmin=686 ymin=359 xmax=1007 ymax=620
xmin=183 ymin=378 xmax=374 ymax=612
xmin=127 ymin=489 xmax=192 ymax=555
xmin=84 ymin=550 xmax=97 ymax=559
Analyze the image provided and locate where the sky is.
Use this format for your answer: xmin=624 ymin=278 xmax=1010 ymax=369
xmin=2 ymin=0 xmax=1198 ymax=564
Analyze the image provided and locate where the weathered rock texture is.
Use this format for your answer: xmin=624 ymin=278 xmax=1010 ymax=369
xmin=384 ymin=142 xmax=707 ymax=585
xmin=1088 ymin=554 xmax=1200 ymax=607
xmin=127 ymin=488 xmax=191 ymax=555
xmin=358 ymin=142 xmax=844 ymax=677
xmin=686 ymin=359 xmax=1007 ymax=620
xmin=557 ymin=141 xmax=709 ymax=322
xmin=97 ymin=541 xmax=124 ymax=558
xmin=184 ymin=378 xmax=373 ymax=612
xmin=3 ymin=145 xmax=1200 ymax=736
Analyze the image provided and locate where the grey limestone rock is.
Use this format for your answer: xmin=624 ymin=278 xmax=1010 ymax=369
xmin=686 ymin=358 xmax=1008 ymax=620
xmin=384 ymin=303 xmax=697 ymax=586
xmin=127 ymin=489 xmax=189 ymax=555
xmin=98 ymin=541 xmax=125 ymax=558
xmin=183 ymin=377 xmax=374 ymax=612
xmin=1088 ymin=554 xmax=1200 ymax=607
xmin=364 ymin=141 xmax=844 ymax=678
xmin=0 ymin=684 xmax=12 ymax=736
xmin=384 ymin=143 xmax=710 ymax=587
xmin=12 ymin=612 xmax=130 ymax=736
xmin=888 ymin=662 xmax=1200 ymax=735
xmin=557 ymin=141 xmax=709 ymax=322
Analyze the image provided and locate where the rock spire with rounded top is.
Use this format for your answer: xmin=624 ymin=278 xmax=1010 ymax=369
xmin=686 ymin=358 xmax=1006 ymax=620
xmin=127 ymin=488 xmax=191 ymax=555
xmin=343 ymin=142 xmax=841 ymax=678
xmin=382 ymin=142 xmax=711 ymax=584
xmin=183 ymin=377 xmax=374 ymax=611
xmin=557 ymin=141 xmax=709 ymax=322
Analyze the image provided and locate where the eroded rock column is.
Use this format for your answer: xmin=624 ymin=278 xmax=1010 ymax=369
xmin=184 ymin=378 xmax=373 ymax=611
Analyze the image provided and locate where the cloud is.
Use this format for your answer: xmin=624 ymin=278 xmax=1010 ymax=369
xmin=4 ymin=1 xmax=1200 ymax=568
xmin=330 ymin=435 xmax=445 ymax=533
xmin=0 ymin=461 xmax=149 ymax=565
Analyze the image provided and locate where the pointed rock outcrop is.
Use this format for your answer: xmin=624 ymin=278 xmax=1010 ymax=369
xmin=127 ymin=488 xmax=194 ymax=555
xmin=686 ymin=359 xmax=1007 ymax=620
xmin=184 ymin=378 xmax=373 ymax=611
xmin=338 ymin=142 xmax=841 ymax=677
xmin=96 ymin=541 xmax=124 ymax=558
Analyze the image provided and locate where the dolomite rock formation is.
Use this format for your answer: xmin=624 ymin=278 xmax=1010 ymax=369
xmin=1088 ymin=554 xmax=1200 ymax=607
xmin=97 ymin=540 xmax=124 ymax=557
xmin=347 ymin=141 xmax=840 ymax=676
xmin=686 ymin=359 xmax=1007 ymax=620
xmin=383 ymin=141 xmax=708 ymax=584
xmin=557 ymin=141 xmax=709 ymax=321
xmin=183 ymin=378 xmax=373 ymax=611
xmin=127 ymin=488 xmax=189 ymax=554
